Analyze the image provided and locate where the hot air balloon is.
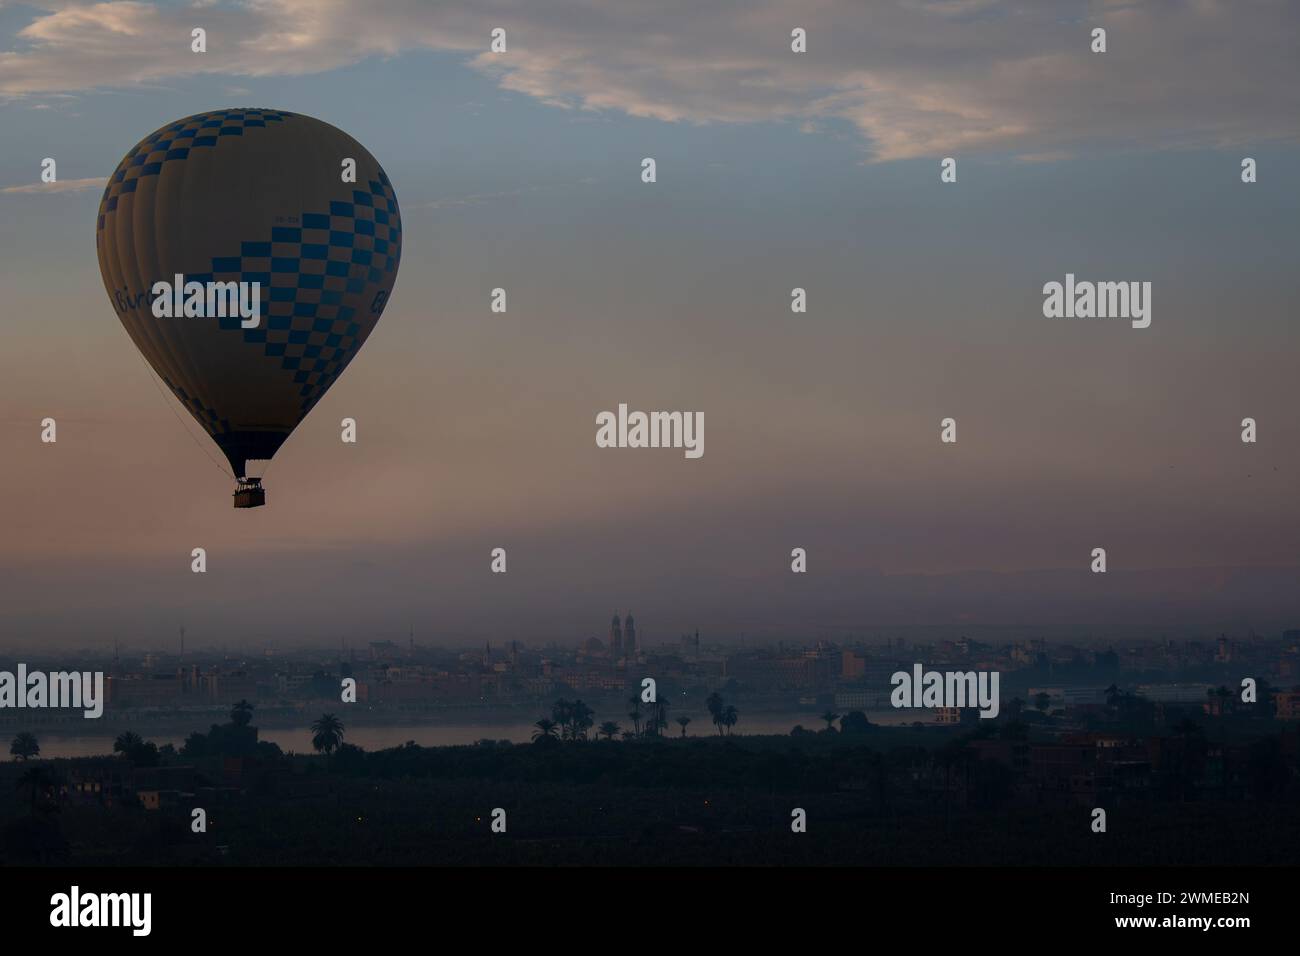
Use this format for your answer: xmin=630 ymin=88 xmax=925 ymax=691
xmin=96 ymin=109 xmax=401 ymax=507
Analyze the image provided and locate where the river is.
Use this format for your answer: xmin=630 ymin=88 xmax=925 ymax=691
xmin=19 ymin=710 xmax=927 ymax=758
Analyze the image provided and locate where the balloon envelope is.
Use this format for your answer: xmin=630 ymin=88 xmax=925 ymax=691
xmin=96 ymin=108 xmax=401 ymax=481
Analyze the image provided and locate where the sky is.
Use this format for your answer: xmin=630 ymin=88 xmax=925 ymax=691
xmin=1 ymin=0 xmax=1299 ymax=651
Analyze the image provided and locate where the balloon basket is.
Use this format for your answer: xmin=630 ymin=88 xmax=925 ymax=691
xmin=233 ymin=477 xmax=266 ymax=509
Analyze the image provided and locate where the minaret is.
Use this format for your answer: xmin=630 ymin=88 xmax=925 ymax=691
xmin=610 ymin=614 xmax=623 ymax=659
xmin=624 ymin=613 xmax=636 ymax=660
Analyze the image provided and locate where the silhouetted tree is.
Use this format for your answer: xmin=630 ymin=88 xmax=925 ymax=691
xmin=552 ymin=699 xmax=574 ymax=739
xmin=311 ymin=714 xmax=345 ymax=755
xmin=627 ymin=697 xmax=644 ymax=736
xmin=230 ymin=699 xmax=254 ymax=727
xmin=821 ymin=711 xmax=840 ymax=732
xmin=651 ymin=697 xmax=670 ymax=737
xmin=113 ymin=731 xmax=160 ymax=767
xmin=10 ymin=732 xmax=39 ymax=761
xmin=839 ymin=711 xmax=872 ymax=734
xmin=598 ymin=721 xmax=621 ymax=740
xmin=721 ymin=705 xmax=738 ymax=736
xmin=532 ymin=718 xmax=559 ymax=742
xmin=707 ymin=692 xmax=725 ymax=735
xmin=676 ymin=716 xmax=692 ymax=738
xmin=570 ymin=700 xmax=595 ymax=740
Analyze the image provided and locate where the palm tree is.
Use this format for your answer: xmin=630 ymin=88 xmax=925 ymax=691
xmin=552 ymin=698 xmax=574 ymax=740
xmin=10 ymin=732 xmax=39 ymax=761
xmin=311 ymin=713 xmax=345 ymax=755
xmin=627 ymin=697 xmax=644 ymax=736
xmin=676 ymin=716 xmax=692 ymax=738
xmin=16 ymin=766 xmax=61 ymax=815
xmin=820 ymin=710 xmax=841 ymax=732
xmin=570 ymin=700 xmax=595 ymax=740
xmin=652 ymin=697 xmax=670 ymax=737
xmin=721 ymin=705 xmax=738 ymax=736
xmin=706 ymin=691 xmax=723 ymax=719
xmin=598 ymin=721 xmax=621 ymax=740
xmin=230 ymin=699 xmax=254 ymax=727
xmin=113 ymin=731 xmax=160 ymax=768
xmin=707 ymin=692 xmax=725 ymax=735
xmin=532 ymin=718 xmax=559 ymax=742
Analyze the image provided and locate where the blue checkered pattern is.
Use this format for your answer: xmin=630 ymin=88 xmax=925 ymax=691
xmin=194 ymin=173 xmax=402 ymax=416
xmin=164 ymin=375 xmax=232 ymax=435
xmin=97 ymin=109 xmax=295 ymax=235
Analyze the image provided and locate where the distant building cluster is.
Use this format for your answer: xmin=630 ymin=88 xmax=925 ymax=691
xmin=5 ymin=622 xmax=1300 ymax=734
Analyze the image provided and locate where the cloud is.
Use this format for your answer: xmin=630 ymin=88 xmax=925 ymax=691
xmin=1 ymin=176 xmax=105 ymax=194
xmin=0 ymin=1 xmax=1297 ymax=160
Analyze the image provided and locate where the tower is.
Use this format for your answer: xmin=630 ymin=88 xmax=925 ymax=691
xmin=624 ymin=613 xmax=636 ymax=660
xmin=610 ymin=614 xmax=623 ymax=659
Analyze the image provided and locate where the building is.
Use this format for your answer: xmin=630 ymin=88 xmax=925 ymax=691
xmin=834 ymin=690 xmax=873 ymax=710
xmin=935 ymin=707 xmax=979 ymax=726
xmin=1274 ymin=688 xmax=1300 ymax=721
xmin=203 ymin=670 xmax=259 ymax=704
xmin=138 ymin=789 xmax=191 ymax=811
xmin=624 ymin=613 xmax=637 ymax=659
xmin=841 ymin=650 xmax=866 ymax=680
xmin=1215 ymin=635 xmax=1234 ymax=663
xmin=610 ymin=615 xmax=623 ymax=659
xmin=106 ymin=674 xmax=183 ymax=707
